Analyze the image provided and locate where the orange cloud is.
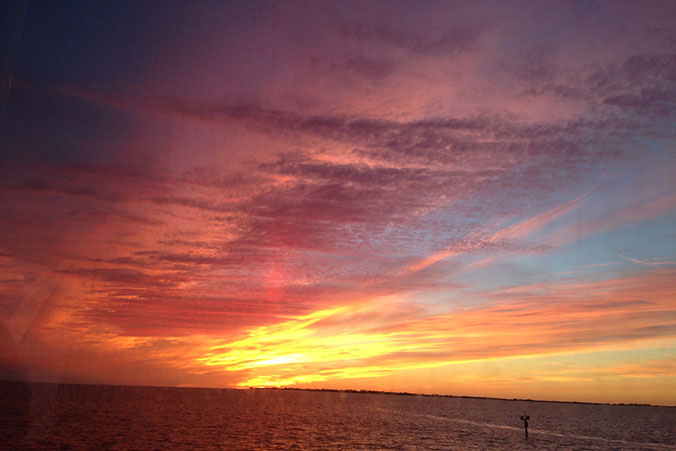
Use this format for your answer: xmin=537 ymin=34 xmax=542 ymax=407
xmin=192 ymin=268 xmax=676 ymax=389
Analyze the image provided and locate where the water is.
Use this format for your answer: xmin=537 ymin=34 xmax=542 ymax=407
xmin=1 ymin=381 xmax=675 ymax=450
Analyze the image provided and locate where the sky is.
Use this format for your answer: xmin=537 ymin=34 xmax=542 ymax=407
xmin=1 ymin=0 xmax=675 ymax=405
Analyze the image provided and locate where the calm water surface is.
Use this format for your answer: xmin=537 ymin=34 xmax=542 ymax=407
xmin=1 ymin=381 xmax=675 ymax=450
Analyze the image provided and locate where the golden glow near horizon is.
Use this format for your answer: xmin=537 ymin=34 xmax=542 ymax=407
xmin=192 ymin=269 xmax=676 ymax=399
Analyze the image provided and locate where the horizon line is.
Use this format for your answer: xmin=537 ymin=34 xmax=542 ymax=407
xmin=2 ymin=379 xmax=674 ymax=409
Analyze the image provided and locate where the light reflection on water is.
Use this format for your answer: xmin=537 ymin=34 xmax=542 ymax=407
xmin=2 ymin=382 xmax=675 ymax=450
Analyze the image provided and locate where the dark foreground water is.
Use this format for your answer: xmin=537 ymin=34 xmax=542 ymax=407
xmin=1 ymin=381 xmax=675 ymax=450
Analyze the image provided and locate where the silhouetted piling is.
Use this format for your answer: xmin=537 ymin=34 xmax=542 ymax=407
xmin=520 ymin=414 xmax=529 ymax=439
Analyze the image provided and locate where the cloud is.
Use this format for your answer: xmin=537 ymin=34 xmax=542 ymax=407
xmin=194 ymin=268 xmax=676 ymax=387
xmin=333 ymin=19 xmax=483 ymax=57
xmin=549 ymin=192 xmax=676 ymax=247
xmin=487 ymin=192 xmax=587 ymax=242
xmin=2 ymin=2 xmax=675 ymax=396
xmin=520 ymin=52 xmax=676 ymax=122
xmin=330 ymin=55 xmax=398 ymax=80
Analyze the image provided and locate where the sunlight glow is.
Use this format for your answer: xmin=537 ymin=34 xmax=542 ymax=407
xmin=192 ymin=269 xmax=676 ymax=390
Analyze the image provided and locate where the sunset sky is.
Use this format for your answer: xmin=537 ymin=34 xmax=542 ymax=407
xmin=1 ymin=0 xmax=675 ymax=405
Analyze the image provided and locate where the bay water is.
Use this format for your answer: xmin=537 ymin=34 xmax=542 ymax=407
xmin=2 ymin=381 xmax=674 ymax=450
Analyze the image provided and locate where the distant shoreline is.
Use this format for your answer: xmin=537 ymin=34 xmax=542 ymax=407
xmin=2 ymin=379 xmax=673 ymax=408
xmin=253 ymin=386 xmax=673 ymax=408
